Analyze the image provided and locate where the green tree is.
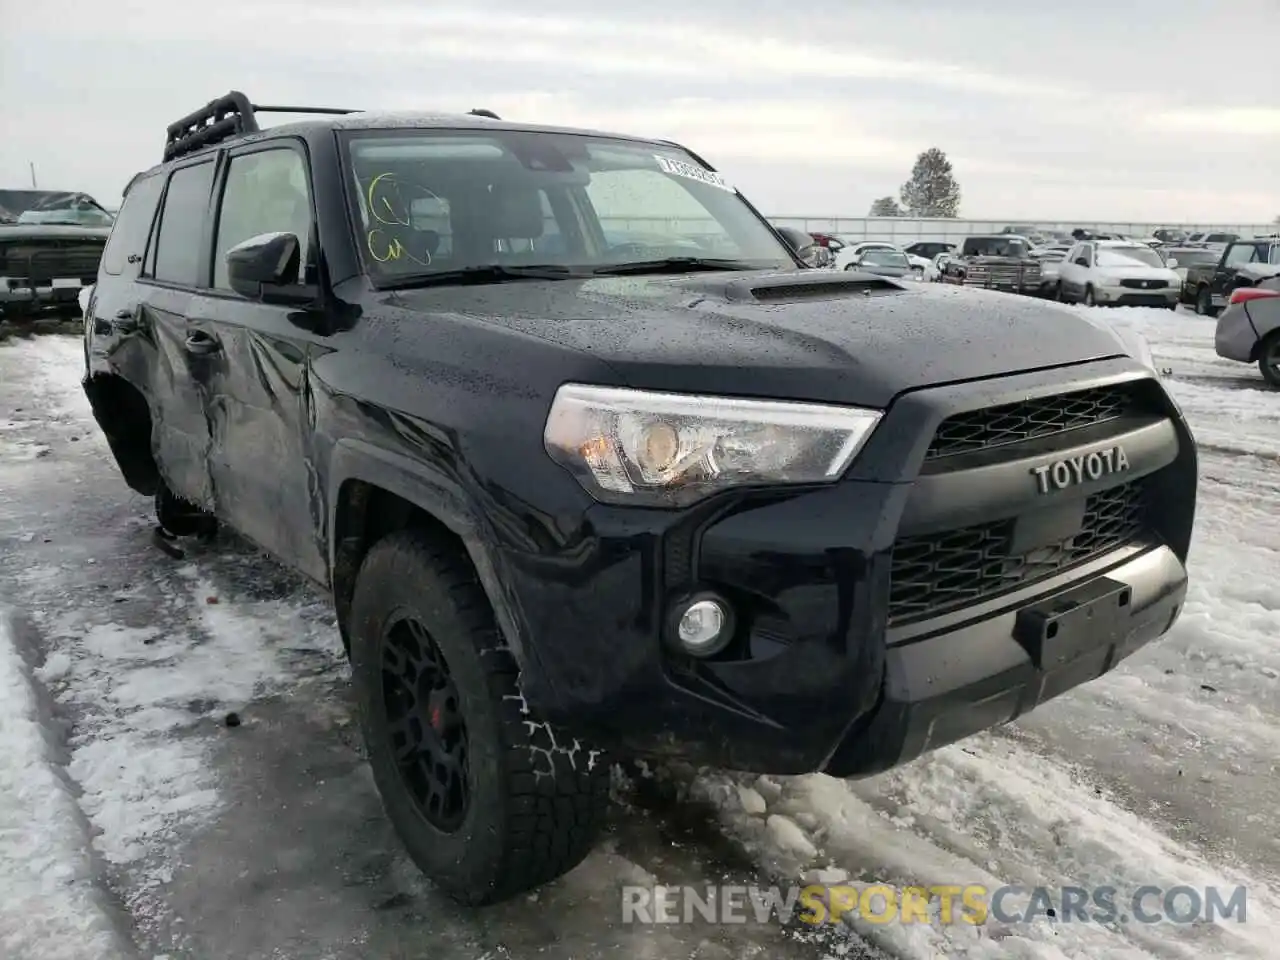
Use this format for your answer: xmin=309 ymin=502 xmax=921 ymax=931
xmin=899 ymin=148 xmax=961 ymax=218
xmin=869 ymin=196 xmax=904 ymax=217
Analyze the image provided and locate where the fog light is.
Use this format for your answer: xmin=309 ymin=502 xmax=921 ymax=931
xmin=672 ymin=596 xmax=733 ymax=657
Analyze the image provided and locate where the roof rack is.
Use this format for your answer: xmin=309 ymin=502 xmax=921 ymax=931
xmin=163 ymin=91 xmax=361 ymax=162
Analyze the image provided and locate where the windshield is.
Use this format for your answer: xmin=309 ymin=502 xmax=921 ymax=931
xmin=964 ymin=237 xmax=1029 ymax=257
xmin=1096 ymin=246 xmax=1165 ymax=269
xmin=342 ymin=130 xmax=794 ymax=282
xmin=1166 ymin=248 xmax=1218 ymax=266
xmin=861 ymin=249 xmax=908 ymax=267
xmin=15 ymin=192 xmax=114 ymax=227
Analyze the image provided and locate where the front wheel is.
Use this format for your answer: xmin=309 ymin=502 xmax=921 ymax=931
xmin=1260 ymin=333 xmax=1280 ymax=388
xmin=348 ymin=530 xmax=610 ymax=906
xmin=1196 ymin=286 xmax=1219 ymax=317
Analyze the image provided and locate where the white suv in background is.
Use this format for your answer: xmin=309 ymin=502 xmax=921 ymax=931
xmin=1057 ymin=239 xmax=1181 ymax=309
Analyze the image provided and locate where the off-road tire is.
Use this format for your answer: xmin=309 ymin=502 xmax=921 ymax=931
xmin=348 ymin=529 xmax=610 ymax=905
xmin=1259 ymin=332 xmax=1280 ymax=388
xmin=154 ymin=482 xmax=216 ymax=537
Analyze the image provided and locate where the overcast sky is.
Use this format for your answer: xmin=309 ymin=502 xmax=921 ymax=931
xmin=2 ymin=0 xmax=1277 ymax=224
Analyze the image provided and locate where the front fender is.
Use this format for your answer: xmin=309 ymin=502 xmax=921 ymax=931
xmin=325 ymin=437 xmax=542 ymax=687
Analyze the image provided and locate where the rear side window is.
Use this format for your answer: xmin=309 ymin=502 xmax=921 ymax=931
xmin=101 ymin=175 xmax=164 ymax=276
xmin=151 ymin=161 xmax=215 ymax=286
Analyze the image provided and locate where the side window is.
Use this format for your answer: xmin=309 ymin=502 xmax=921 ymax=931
xmin=1224 ymin=244 xmax=1255 ymax=266
xmin=213 ymin=148 xmax=314 ymax=291
xmin=1079 ymin=244 xmax=1094 ymax=264
xmin=586 ymin=169 xmax=738 ymax=255
xmin=150 ymin=162 xmax=216 ymax=286
xmin=101 ymin=175 xmax=164 ymax=276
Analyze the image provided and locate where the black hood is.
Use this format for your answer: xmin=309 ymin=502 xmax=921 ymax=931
xmin=384 ymin=269 xmax=1128 ymax=408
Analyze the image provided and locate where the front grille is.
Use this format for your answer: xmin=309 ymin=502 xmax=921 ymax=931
xmin=926 ymin=383 xmax=1142 ymax=461
xmin=963 ymin=261 xmax=1040 ymax=288
xmin=1120 ymin=278 xmax=1168 ymax=290
xmin=888 ymin=481 xmax=1149 ymax=625
xmin=0 ymin=240 xmax=105 ymax=283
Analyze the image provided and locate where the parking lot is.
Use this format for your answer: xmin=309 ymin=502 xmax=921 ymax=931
xmin=2 ymin=305 xmax=1279 ymax=960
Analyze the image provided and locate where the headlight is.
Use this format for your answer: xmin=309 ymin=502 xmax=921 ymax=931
xmin=543 ymin=384 xmax=882 ymax=506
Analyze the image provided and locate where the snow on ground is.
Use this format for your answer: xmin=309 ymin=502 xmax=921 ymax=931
xmin=0 ymin=611 xmax=130 ymax=960
xmin=0 ymin=309 xmax=1277 ymax=959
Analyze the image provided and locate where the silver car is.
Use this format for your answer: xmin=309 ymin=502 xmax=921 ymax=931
xmin=1215 ymin=277 xmax=1280 ymax=387
xmin=845 ymin=247 xmax=911 ymax=279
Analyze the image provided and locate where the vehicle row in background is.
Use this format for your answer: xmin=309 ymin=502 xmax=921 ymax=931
xmin=0 ymin=190 xmax=114 ymax=326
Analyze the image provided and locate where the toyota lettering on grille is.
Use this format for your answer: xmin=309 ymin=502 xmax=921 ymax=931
xmin=1031 ymin=446 xmax=1130 ymax=494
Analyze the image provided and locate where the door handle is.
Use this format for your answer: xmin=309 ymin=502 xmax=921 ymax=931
xmin=113 ymin=309 xmax=139 ymax=333
xmin=184 ymin=331 xmax=221 ymax=356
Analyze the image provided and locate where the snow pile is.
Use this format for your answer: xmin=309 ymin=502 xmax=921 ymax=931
xmin=0 ymin=610 xmax=127 ymax=960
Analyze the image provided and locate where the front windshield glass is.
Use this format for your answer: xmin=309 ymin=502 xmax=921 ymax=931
xmin=862 ymin=249 xmax=908 ymax=267
xmin=1166 ymin=248 xmax=1218 ymax=266
xmin=342 ymin=130 xmax=794 ymax=281
xmin=15 ymin=192 xmax=114 ymax=227
xmin=964 ymin=237 xmax=1029 ymax=257
xmin=1096 ymin=246 xmax=1165 ymax=269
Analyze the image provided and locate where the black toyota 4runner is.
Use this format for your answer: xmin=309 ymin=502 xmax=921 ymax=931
xmin=83 ymin=92 xmax=1198 ymax=905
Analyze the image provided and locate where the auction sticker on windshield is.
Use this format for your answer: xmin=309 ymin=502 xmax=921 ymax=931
xmin=654 ymin=155 xmax=735 ymax=192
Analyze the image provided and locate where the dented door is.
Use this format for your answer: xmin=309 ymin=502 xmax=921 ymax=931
xmin=185 ymin=295 xmax=327 ymax=581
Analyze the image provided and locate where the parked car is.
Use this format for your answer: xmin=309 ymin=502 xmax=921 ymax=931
xmin=1160 ymin=246 xmax=1220 ymax=289
xmin=84 ymin=89 xmax=1195 ymax=907
xmin=939 ymin=234 xmax=1042 ymax=294
xmin=1056 ymin=240 xmax=1180 ymax=308
xmin=903 ymin=241 xmax=955 ymax=260
xmin=1180 ymin=237 xmax=1280 ymax=316
xmin=1029 ymin=245 xmax=1072 ymax=297
xmin=1153 ymin=229 xmax=1189 ymax=244
xmin=0 ymin=190 xmax=113 ymax=326
xmin=1215 ymin=279 xmax=1280 ymax=387
xmin=844 ymin=246 xmax=911 ymax=278
xmin=832 ymin=240 xmax=898 ymax=270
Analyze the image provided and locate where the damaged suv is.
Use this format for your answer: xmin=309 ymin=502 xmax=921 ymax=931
xmin=83 ymin=92 xmax=1197 ymax=905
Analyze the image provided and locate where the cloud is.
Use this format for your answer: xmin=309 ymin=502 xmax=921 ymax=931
xmin=1 ymin=0 xmax=1276 ymax=223
xmin=1144 ymin=108 xmax=1280 ymax=137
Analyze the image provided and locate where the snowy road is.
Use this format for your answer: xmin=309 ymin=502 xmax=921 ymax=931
xmin=1 ymin=308 xmax=1277 ymax=960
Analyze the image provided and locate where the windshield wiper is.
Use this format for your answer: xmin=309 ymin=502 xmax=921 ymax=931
xmin=589 ymin=257 xmax=764 ymax=276
xmin=381 ymin=264 xmax=578 ymax=289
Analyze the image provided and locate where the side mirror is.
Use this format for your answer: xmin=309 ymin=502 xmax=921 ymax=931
xmin=1075 ymin=257 xmax=1090 ymax=267
xmin=1166 ymin=258 xmax=1178 ymax=269
xmin=804 ymin=245 xmax=834 ymax=268
xmin=226 ymin=232 xmax=316 ymax=304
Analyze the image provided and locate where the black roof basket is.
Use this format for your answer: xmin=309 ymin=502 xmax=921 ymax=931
xmin=163 ymin=91 xmax=362 ymax=162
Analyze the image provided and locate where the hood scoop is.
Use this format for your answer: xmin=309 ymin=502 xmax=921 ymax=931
xmin=674 ymin=270 xmax=908 ymax=304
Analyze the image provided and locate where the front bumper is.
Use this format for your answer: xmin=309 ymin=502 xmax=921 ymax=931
xmin=1092 ymin=284 xmax=1178 ymax=308
xmin=502 ymin=360 xmax=1196 ymax=776
xmin=0 ymin=279 xmax=90 ymax=320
